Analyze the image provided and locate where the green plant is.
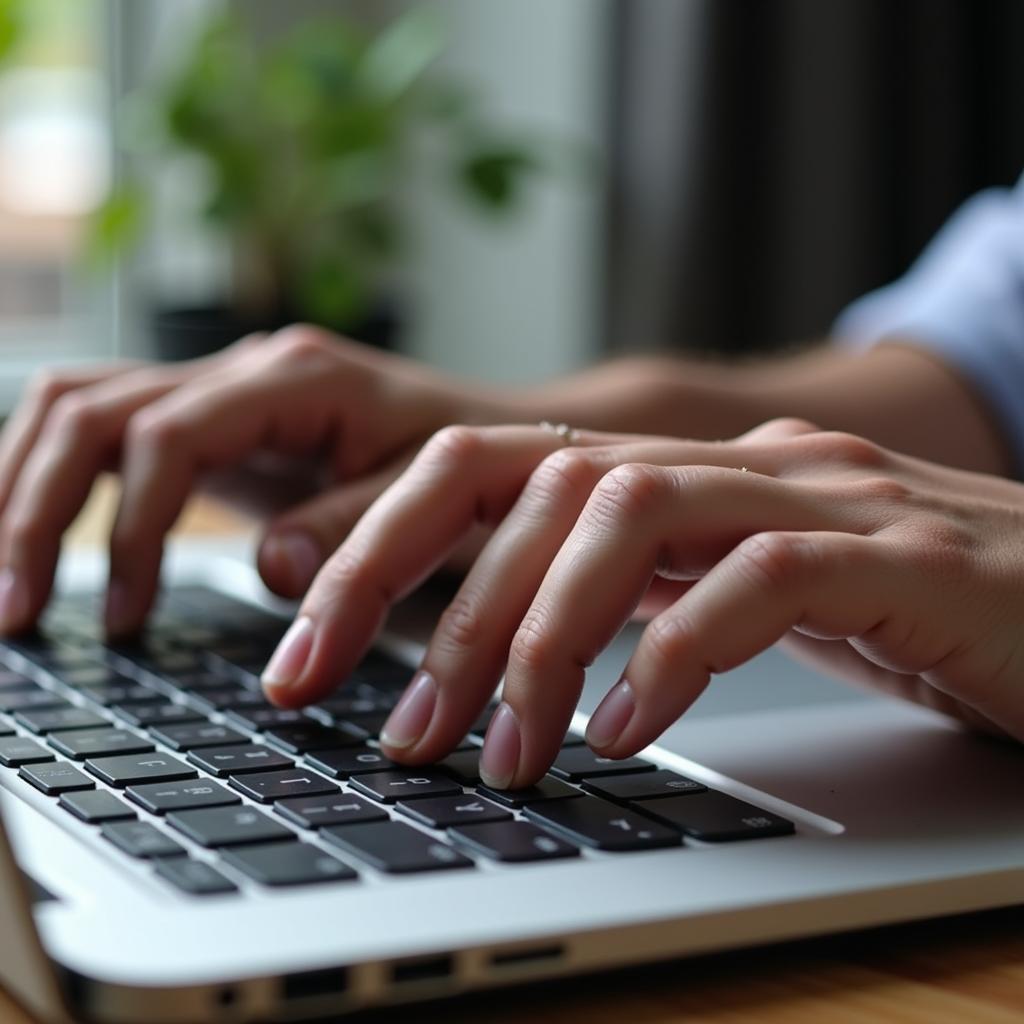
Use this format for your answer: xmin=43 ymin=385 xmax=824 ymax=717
xmin=91 ymin=6 xmax=546 ymax=329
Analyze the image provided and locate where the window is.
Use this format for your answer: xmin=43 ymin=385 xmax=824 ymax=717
xmin=0 ymin=0 xmax=115 ymax=412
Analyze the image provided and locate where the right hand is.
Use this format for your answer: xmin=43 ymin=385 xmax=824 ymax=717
xmin=0 ymin=325 xmax=506 ymax=636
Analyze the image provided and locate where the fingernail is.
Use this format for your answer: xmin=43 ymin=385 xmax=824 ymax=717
xmin=104 ymin=580 xmax=133 ymax=637
xmin=261 ymin=616 xmax=315 ymax=691
xmin=586 ymin=679 xmax=635 ymax=749
xmin=0 ymin=568 xmax=29 ymax=632
xmin=380 ymin=671 xmax=437 ymax=749
xmin=480 ymin=703 xmax=521 ymax=790
xmin=262 ymin=531 xmax=322 ymax=593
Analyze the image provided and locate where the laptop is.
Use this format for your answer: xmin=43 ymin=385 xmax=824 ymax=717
xmin=1 ymin=538 xmax=1022 ymax=1023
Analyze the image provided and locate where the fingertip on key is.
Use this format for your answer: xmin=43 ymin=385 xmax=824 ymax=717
xmin=261 ymin=615 xmax=316 ymax=699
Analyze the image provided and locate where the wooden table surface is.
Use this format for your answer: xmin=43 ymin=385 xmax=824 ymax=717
xmin=2 ymin=486 xmax=1022 ymax=1023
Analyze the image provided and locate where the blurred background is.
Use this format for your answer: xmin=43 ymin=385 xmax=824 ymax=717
xmin=1 ymin=0 xmax=1023 ymax=412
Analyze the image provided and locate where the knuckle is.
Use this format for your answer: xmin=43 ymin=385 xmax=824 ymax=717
xmin=125 ymin=409 xmax=183 ymax=452
xmin=508 ymin=610 xmax=556 ymax=677
xmin=643 ymin=613 xmax=693 ymax=671
xmin=848 ymin=474 xmax=914 ymax=506
xmin=527 ymin=448 xmax=602 ymax=506
xmin=435 ymin=592 xmax=487 ymax=654
xmin=757 ymin=416 xmax=822 ymax=440
xmin=733 ymin=531 xmax=811 ymax=591
xmin=45 ymin=393 xmax=99 ymax=440
xmin=420 ymin=424 xmax=485 ymax=470
xmin=587 ymin=463 xmax=669 ymax=528
xmin=807 ymin=430 xmax=886 ymax=469
xmin=269 ymin=324 xmax=336 ymax=364
xmin=27 ymin=369 xmax=69 ymax=409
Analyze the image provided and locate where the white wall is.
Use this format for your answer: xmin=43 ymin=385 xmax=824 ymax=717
xmin=399 ymin=0 xmax=611 ymax=385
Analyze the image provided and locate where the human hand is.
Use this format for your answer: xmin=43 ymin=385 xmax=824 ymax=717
xmin=0 ymin=326 xmax=507 ymax=636
xmin=261 ymin=418 xmax=1024 ymax=788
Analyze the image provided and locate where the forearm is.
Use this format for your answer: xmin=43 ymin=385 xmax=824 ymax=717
xmin=509 ymin=342 xmax=1014 ymax=478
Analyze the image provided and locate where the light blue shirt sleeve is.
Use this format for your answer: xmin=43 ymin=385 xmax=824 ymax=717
xmin=832 ymin=177 xmax=1024 ymax=476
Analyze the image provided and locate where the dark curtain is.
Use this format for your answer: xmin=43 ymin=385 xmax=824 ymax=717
xmin=604 ymin=0 xmax=1024 ymax=356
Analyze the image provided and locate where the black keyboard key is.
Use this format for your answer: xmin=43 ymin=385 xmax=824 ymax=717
xmin=562 ymin=731 xmax=587 ymax=747
xmin=59 ymin=666 xmax=133 ymax=688
xmin=321 ymin=821 xmax=473 ymax=874
xmin=15 ymin=706 xmax=109 ymax=735
xmin=167 ymin=805 xmax=296 ymax=848
xmin=477 ymin=777 xmax=584 ymax=808
xmin=436 ymin=749 xmax=481 ymax=785
xmin=19 ymin=761 xmax=95 ymax=795
xmin=633 ymin=791 xmax=795 ymax=842
xmin=112 ymin=701 xmax=204 ymax=728
xmin=450 ymin=821 xmax=579 ymax=863
xmin=228 ymin=768 xmax=339 ymax=804
xmin=0 ymin=736 xmax=54 ymax=767
xmin=581 ymin=770 xmax=707 ymax=803
xmin=348 ymin=769 xmax=461 ymax=804
xmin=396 ymin=795 xmax=511 ymax=829
xmin=149 ymin=722 xmax=248 ymax=752
xmin=154 ymin=858 xmax=237 ymax=896
xmin=0 ymin=672 xmax=38 ymax=691
xmin=305 ymin=746 xmax=396 ymax=779
xmin=188 ymin=745 xmax=294 ymax=778
xmin=127 ymin=779 xmax=240 ymax=815
xmin=524 ymin=797 xmax=682 ymax=852
xmin=79 ymin=682 xmax=165 ymax=707
xmin=49 ymin=727 xmax=154 ymax=760
xmin=548 ymin=748 xmax=657 ymax=781
xmin=0 ymin=716 xmax=13 ymax=737
xmin=185 ymin=686 xmax=254 ymax=712
xmin=221 ymin=842 xmax=357 ymax=887
xmin=305 ymin=693 xmax=395 ymax=724
xmin=169 ymin=671 xmax=237 ymax=694
xmin=330 ymin=711 xmax=389 ymax=740
xmin=0 ymin=689 xmax=67 ymax=713
xmin=263 ymin=723 xmax=361 ymax=755
xmin=276 ymin=794 xmax=387 ymax=830
xmin=101 ymin=821 xmax=186 ymax=858
xmin=59 ymin=789 xmax=136 ymax=824
xmin=223 ymin=707 xmax=306 ymax=732
xmin=85 ymin=752 xmax=197 ymax=787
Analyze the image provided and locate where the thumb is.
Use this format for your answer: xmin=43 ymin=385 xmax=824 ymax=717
xmin=256 ymin=459 xmax=408 ymax=597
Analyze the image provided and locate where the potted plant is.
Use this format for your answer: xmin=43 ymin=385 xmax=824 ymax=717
xmin=89 ymin=6 xmax=545 ymax=359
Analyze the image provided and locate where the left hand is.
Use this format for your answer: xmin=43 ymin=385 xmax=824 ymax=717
xmin=260 ymin=418 xmax=1024 ymax=788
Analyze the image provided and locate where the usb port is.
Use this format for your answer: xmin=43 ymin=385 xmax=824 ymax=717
xmin=390 ymin=954 xmax=454 ymax=985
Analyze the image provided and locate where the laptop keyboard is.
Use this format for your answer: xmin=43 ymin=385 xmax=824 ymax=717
xmin=0 ymin=586 xmax=795 ymax=897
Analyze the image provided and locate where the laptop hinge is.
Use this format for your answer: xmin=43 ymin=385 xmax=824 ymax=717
xmin=0 ymin=801 xmax=73 ymax=1024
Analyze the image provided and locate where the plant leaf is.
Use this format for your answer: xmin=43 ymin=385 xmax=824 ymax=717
xmin=355 ymin=6 xmax=445 ymax=102
xmin=81 ymin=187 xmax=146 ymax=270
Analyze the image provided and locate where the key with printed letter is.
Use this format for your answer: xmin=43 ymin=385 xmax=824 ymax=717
xmin=48 ymin=727 xmax=154 ymax=761
xmin=167 ymin=805 xmax=297 ymax=848
xmin=228 ymin=768 xmax=339 ymax=804
xmin=632 ymin=791 xmax=795 ymax=842
xmin=305 ymin=746 xmax=396 ymax=779
xmin=149 ymin=722 xmax=248 ymax=752
xmin=85 ymin=752 xmax=198 ymax=787
xmin=275 ymin=793 xmax=388 ymax=829
xmin=126 ymin=779 xmax=241 ymax=815
xmin=188 ymin=744 xmax=294 ymax=778
xmin=321 ymin=821 xmax=473 ymax=874
xmin=347 ymin=769 xmax=461 ymax=804
xmin=524 ymin=796 xmax=682 ymax=851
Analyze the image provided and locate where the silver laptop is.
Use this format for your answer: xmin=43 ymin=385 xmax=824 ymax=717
xmin=2 ymin=540 xmax=1022 ymax=1023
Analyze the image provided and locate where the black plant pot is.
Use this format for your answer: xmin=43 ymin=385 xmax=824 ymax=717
xmin=151 ymin=301 xmax=400 ymax=363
